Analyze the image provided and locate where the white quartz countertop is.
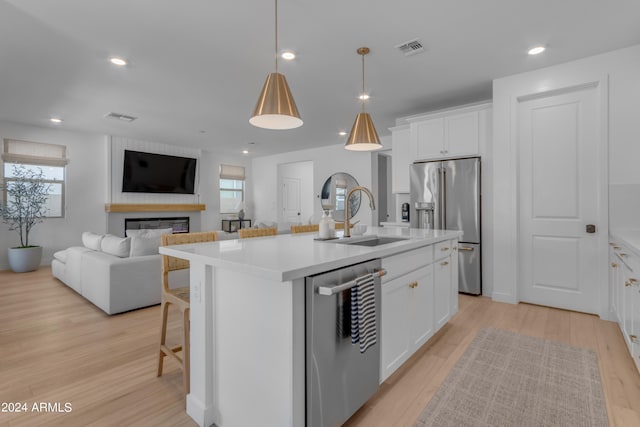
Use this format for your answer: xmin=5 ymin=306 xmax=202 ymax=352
xmin=159 ymin=227 xmax=462 ymax=282
xmin=380 ymin=221 xmax=411 ymax=227
xmin=610 ymin=229 xmax=640 ymax=257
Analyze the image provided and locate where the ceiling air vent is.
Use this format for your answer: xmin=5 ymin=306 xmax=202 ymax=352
xmin=395 ymin=39 xmax=425 ymax=56
xmin=105 ymin=112 xmax=137 ymax=122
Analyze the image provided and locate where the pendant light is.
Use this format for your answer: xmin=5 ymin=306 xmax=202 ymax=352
xmin=249 ymin=0 xmax=302 ymax=130
xmin=345 ymin=47 xmax=382 ymax=151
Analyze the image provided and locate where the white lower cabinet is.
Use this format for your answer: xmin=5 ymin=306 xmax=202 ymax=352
xmin=380 ymin=239 xmax=458 ymax=382
xmin=609 ymin=240 xmax=640 ymax=373
xmin=380 ymin=266 xmax=433 ymax=380
xmin=434 ymin=258 xmax=451 ymax=330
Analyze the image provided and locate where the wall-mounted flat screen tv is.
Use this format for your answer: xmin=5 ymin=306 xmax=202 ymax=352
xmin=122 ymin=150 xmax=197 ymax=194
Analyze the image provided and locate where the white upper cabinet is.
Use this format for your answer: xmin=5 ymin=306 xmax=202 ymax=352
xmin=412 ymin=118 xmax=445 ymax=160
xmin=445 ymin=111 xmax=479 ymax=157
xmin=407 ymin=103 xmax=490 ymax=163
xmin=390 ymin=125 xmax=410 ymax=193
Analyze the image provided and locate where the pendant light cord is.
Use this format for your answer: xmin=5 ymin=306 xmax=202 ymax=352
xmin=275 ymin=0 xmax=279 ymax=73
xmin=361 ymin=51 xmax=365 ymax=113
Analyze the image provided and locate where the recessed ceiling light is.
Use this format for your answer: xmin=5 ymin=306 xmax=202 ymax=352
xmin=49 ymin=117 xmax=63 ymax=123
xmin=359 ymin=94 xmax=370 ymax=100
xmin=109 ymin=57 xmax=128 ymax=66
xmin=242 ymin=150 xmax=249 ymax=154
xmin=528 ymin=46 xmax=546 ymax=55
xmin=339 ymin=131 xmax=347 ymax=136
xmin=281 ymin=50 xmax=296 ymax=60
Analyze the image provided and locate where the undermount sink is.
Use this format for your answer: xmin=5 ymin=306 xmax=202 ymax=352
xmin=334 ymin=236 xmax=408 ymax=247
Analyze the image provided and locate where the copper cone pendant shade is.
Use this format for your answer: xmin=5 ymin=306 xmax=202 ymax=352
xmin=345 ymin=112 xmax=381 ymax=151
xmin=250 ymin=72 xmax=302 ymax=130
xmin=345 ymin=47 xmax=382 ymax=151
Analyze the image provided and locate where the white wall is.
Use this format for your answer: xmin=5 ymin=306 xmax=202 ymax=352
xmin=492 ymin=43 xmax=640 ymax=307
xmin=252 ymin=143 xmax=378 ymax=227
xmin=0 ymin=121 xmax=108 ymax=269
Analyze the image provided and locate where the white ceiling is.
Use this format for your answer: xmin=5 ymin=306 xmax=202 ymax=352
xmin=1 ymin=0 xmax=640 ymax=157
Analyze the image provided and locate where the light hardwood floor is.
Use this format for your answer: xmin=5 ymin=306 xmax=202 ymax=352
xmin=1 ymin=268 xmax=639 ymax=426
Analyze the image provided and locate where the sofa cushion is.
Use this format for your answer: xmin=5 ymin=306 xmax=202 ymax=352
xmin=82 ymin=231 xmax=104 ymax=251
xmin=126 ymin=228 xmax=172 ymax=257
xmin=130 ymin=236 xmax=161 ymax=257
xmin=101 ymin=235 xmax=131 ymax=258
xmin=53 ymin=249 xmax=68 ymax=263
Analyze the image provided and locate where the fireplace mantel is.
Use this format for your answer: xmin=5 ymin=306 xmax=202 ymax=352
xmin=104 ymin=203 xmax=206 ymax=213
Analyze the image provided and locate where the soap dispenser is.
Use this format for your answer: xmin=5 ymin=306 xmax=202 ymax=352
xmin=327 ymin=210 xmax=336 ymax=238
xmin=319 ymin=210 xmax=330 ymax=239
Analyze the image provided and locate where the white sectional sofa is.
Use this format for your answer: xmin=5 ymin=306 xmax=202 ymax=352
xmin=52 ymin=230 xmax=165 ymax=315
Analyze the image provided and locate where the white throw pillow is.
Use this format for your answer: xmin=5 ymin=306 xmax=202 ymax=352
xmin=82 ymin=232 xmax=104 ymax=251
xmin=101 ymin=235 xmax=131 ymax=258
xmin=125 ymin=227 xmax=173 ymax=238
xmin=129 ymin=236 xmax=161 ymax=257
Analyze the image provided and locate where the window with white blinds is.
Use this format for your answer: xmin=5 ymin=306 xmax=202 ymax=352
xmin=2 ymin=139 xmax=68 ymax=217
xmin=219 ymin=164 xmax=245 ymax=213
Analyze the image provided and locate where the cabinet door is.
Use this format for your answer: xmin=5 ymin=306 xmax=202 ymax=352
xmin=451 ymin=241 xmax=459 ymax=314
xmin=412 ymin=118 xmax=444 ymax=161
xmin=380 ymin=276 xmax=412 ymax=381
xmin=434 ymin=257 xmax=452 ymax=330
xmin=409 ymin=266 xmax=434 ymax=349
xmin=622 ymin=264 xmax=635 ymax=353
xmin=609 ymin=245 xmax=620 ymax=320
xmin=391 ymin=127 xmax=411 ymax=193
xmin=633 ymin=283 xmax=640 ymax=373
xmin=444 ymin=111 xmax=479 ymax=157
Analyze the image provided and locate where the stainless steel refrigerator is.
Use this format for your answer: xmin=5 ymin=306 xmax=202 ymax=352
xmin=410 ymin=157 xmax=481 ymax=295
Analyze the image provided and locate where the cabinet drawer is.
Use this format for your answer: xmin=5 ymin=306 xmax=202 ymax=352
xmin=613 ymin=243 xmax=640 ymax=273
xmin=382 ymin=245 xmax=433 ymax=282
xmin=434 ymin=240 xmax=452 ymax=260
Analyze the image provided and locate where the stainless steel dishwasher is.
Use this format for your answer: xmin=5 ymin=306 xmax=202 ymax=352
xmin=306 ymin=259 xmax=383 ymax=427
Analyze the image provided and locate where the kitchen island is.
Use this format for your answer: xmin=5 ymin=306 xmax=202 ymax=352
xmin=159 ymin=226 xmax=461 ymax=427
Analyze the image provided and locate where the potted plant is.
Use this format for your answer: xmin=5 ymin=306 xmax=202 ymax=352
xmin=0 ymin=164 xmax=51 ymax=272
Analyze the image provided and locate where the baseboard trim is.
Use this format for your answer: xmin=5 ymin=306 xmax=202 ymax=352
xmin=492 ymin=291 xmax=518 ymax=304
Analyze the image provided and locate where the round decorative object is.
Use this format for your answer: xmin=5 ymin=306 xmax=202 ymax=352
xmin=320 ymin=172 xmax=361 ymax=222
xmin=238 ymin=209 xmax=245 ymax=220
xmin=8 ymin=246 xmax=43 ymax=273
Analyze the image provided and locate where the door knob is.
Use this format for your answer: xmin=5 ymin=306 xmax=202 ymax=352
xmin=586 ymin=224 xmax=596 ymax=233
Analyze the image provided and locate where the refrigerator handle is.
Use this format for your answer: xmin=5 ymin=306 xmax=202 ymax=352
xmin=441 ymin=167 xmax=446 ymax=230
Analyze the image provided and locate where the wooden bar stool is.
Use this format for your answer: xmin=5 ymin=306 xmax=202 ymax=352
xmin=238 ymin=227 xmax=278 ymax=238
xmin=157 ymin=231 xmax=217 ymax=394
xmin=291 ymin=224 xmax=319 ymax=234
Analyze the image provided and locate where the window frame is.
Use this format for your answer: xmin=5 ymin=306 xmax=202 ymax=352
xmin=2 ymin=139 xmax=68 ymax=218
xmin=219 ymin=164 xmax=246 ymax=215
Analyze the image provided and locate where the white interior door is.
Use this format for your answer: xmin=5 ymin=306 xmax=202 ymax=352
xmin=518 ymin=84 xmax=603 ymax=314
xmin=281 ymin=177 xmax=301 ymax=223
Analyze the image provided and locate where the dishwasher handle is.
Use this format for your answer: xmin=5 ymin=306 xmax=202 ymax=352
xmin=317 ymin=269 xmax=386 ymax=296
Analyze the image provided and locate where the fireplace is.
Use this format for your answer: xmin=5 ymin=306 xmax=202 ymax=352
xmin=124 ymin=217 xmax=190 ymax=235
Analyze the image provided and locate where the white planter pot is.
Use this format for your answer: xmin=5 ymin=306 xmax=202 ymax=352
xmin=8 ymin=246 xmax=43 ymax=273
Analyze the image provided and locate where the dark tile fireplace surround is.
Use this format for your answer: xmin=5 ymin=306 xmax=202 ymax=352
xmin=124 ymin=217 xmax=190 ymax=235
